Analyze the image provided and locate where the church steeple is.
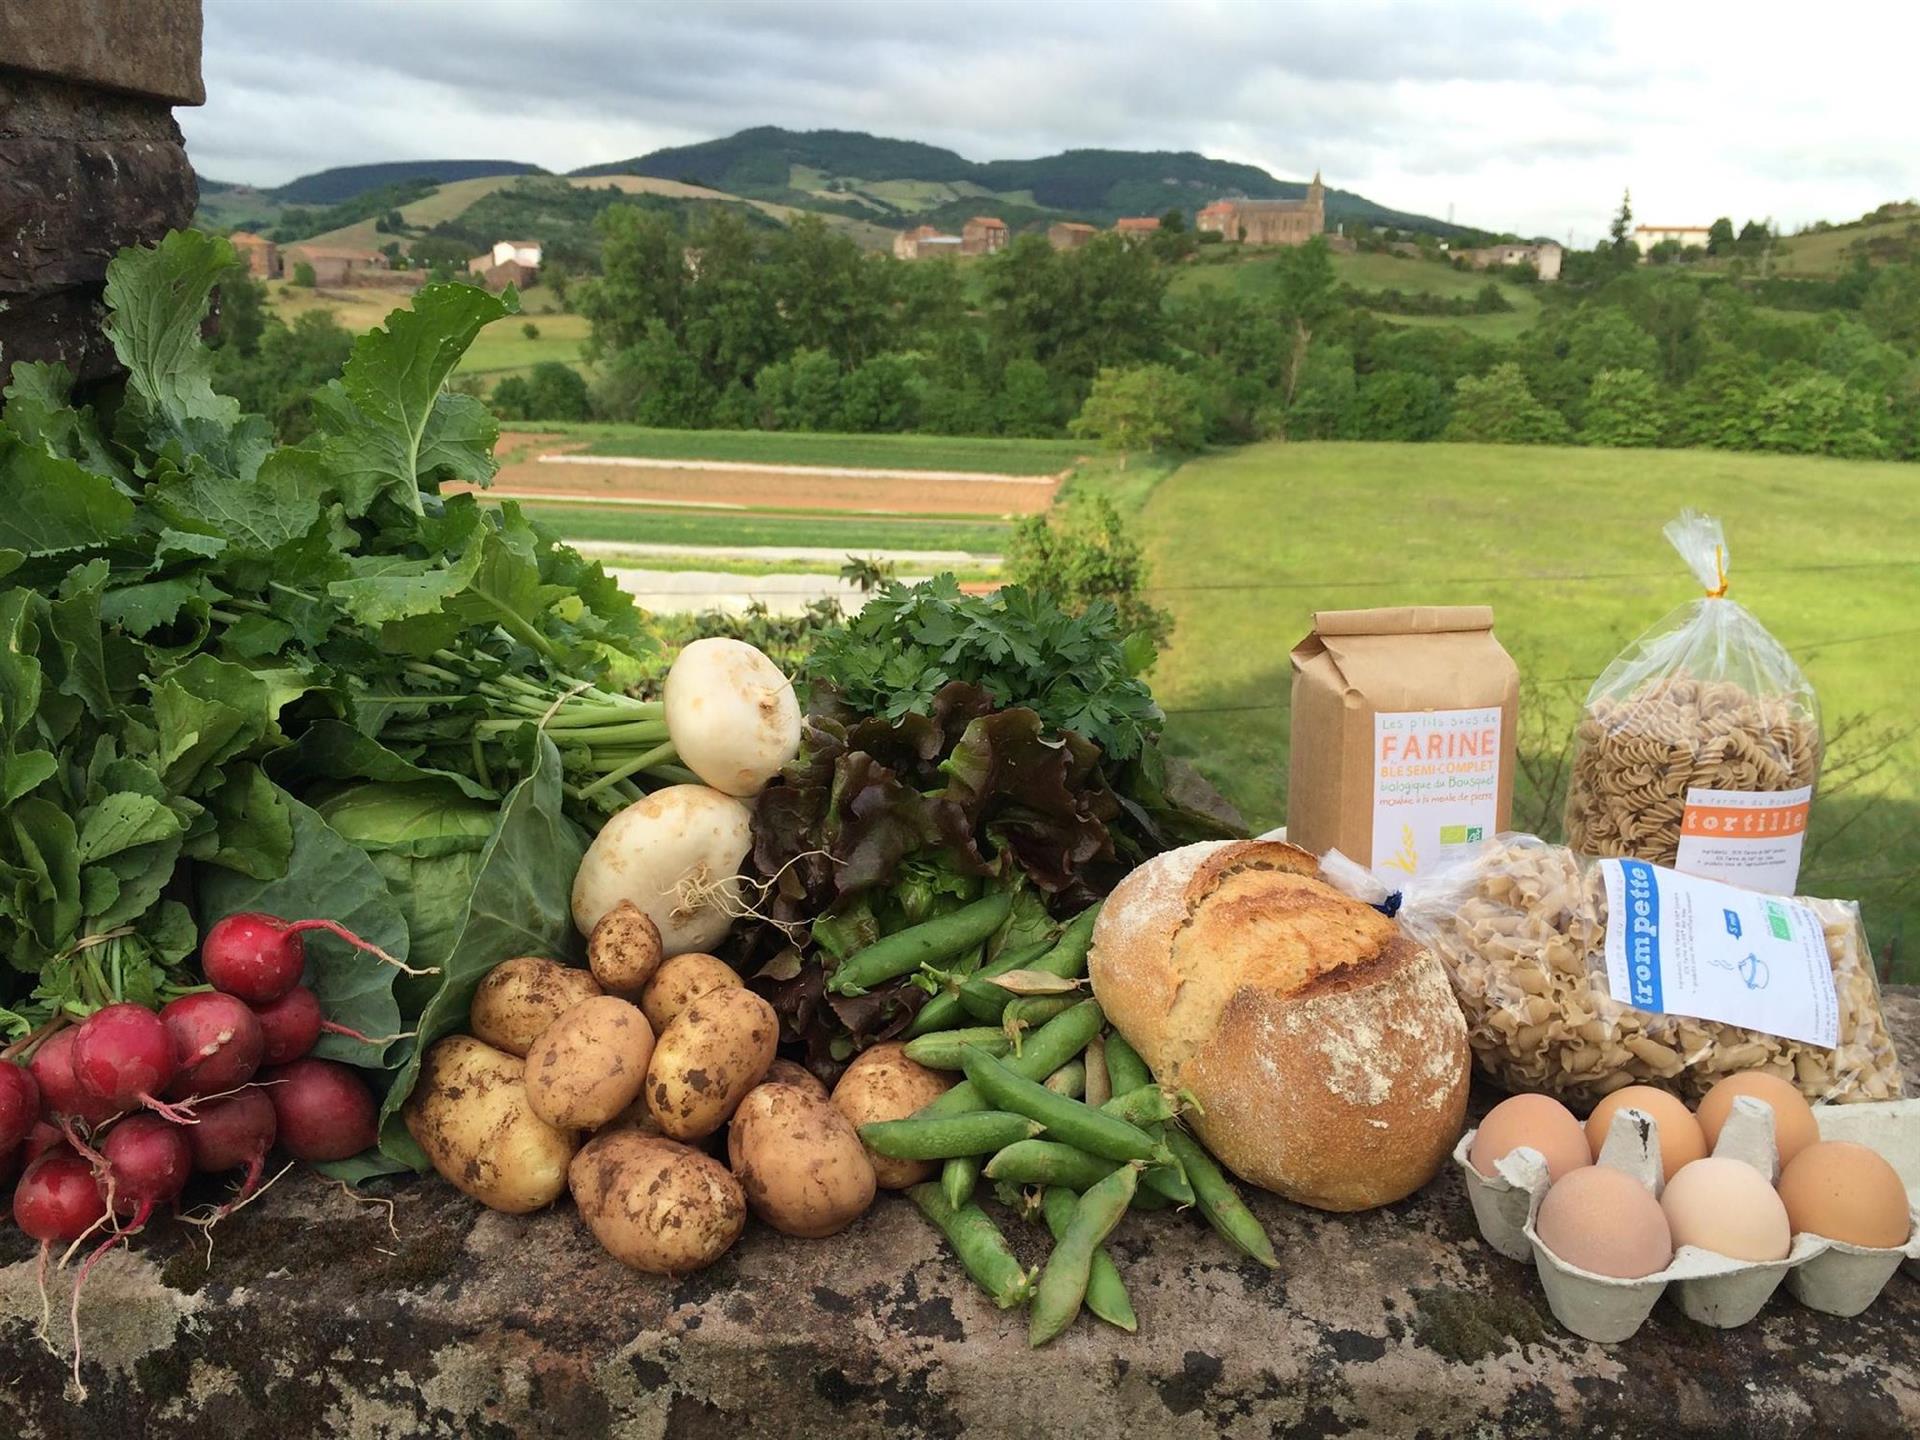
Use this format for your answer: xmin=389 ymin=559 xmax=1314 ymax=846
xmin=1309 ymin=169 xmax=1323 ymax=194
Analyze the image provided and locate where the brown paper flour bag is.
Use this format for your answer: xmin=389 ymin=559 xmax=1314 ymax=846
xmin=1288 ymin=607 xmax=1518 ymax=883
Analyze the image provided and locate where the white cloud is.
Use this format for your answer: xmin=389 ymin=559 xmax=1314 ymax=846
xmin=180 ymin=0 xmax=1920 ymax=244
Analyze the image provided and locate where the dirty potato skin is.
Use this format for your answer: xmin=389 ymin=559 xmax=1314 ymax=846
xmin=638 ymin=952 xmax=743 ymax=1034
xmin=469 ymin=957 xmax=602 ymax=1058
xmin=729 ymin=1083 xmax=877 ymax=1237
xmin=644 ymin=986 xmax=778 ymax=1140
xmin=831 ymin=1042 xmax=955 ymax=1189
xmin=403 ymin=1035 xmax=578 ymax=1213
xmin=569 ymin=1131 xmax=746 ymax=1274
xmin=765 ymin=1058 xmax=828 ymax=1100
xmin=587 ymin=901 xmax=664 ymax=998
xmin=523 ymin=995 xmax=656 ymax=1130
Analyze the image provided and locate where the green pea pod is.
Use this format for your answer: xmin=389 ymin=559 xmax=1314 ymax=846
xmin=984 ymin=1139 xmax=1117 ymax=1191
xmin=1103 ymin=1030 xmax=1152 ymax=1096
xmin=1029 ymin=1164 xmax=1139 ymax=1345
xmin=1041 ymin=1186 xmax=1135 ymax=1333
xmin=908 ymin=1183 xmax=1035 ymax=1309
xmin=961 ymin=1048 xmax=1163 ymax=1163
xmin=1103 ymin=1085 xmax=1178 ymax=1128
xmin=915 ymin=1000 xmax=1106 ymax=1120
xmin=1166 ymin=1126 xmax=1278 ymax=1269
xmin=1083 ymin=1033 xmax=1111 ymax=1108
xmin=860 ymin=1111 xmax=1042 ymax=1160
xmin=1002 ymin=994 xmax=1078 ymax=1042
xmin=828 ymin=891 xmax=1014 ymax=997
xmin=906 ymin=937 xmax=1053 ymax=1037
xmin=942 ymin=1155 xmax=981 ymax=1211
xmin=950 ymin=904 xmax=1099 ymax=1024
xmin=901 ymin=1027 xmax=1011 ymax=1070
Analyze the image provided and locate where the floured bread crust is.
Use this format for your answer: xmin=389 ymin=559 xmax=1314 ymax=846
xmin=1089 ymin=840 xmax=1469 ymax=1211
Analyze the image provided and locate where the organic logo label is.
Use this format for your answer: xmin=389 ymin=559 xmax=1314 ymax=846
xmin=1763 ymin=900 xmax=1792 ymax=941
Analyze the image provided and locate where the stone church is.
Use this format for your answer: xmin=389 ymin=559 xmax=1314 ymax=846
xmin=1197 ymin=171 xmax=1325 ymax=245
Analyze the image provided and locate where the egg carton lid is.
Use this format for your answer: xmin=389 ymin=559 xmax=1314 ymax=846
xmin=1461 ymin=1096 xmax=1920 ymax=1341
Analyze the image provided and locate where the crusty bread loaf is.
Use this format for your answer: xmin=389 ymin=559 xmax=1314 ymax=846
xmin=1089 ymin=839 xmax=1468 ymax=1211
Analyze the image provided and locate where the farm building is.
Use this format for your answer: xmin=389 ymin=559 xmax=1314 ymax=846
xmin=961 ymin=216 xmax=1008 ymax=254
xmin=1114 ymin=217 xmax=1161 ymax=242
xmin=1197 ymin=172 xmax=1325 ymax=246
xmin=228 ymin=230 xmax=280 ymax=278
xmin=1047 ymin=221 xmax=1097 ymax=251
xmin=1455 ymin=240 xmax=1563 ymax=281
xmin=893 ymin=225 xmax=963 ymax=260
xmin=281 ymin=244 xmax=388 ymax=286
xmin=1631 ymin=224 xmax=1711 ymax=254
xmin=469 ymin=258 xmax=538 ymax=291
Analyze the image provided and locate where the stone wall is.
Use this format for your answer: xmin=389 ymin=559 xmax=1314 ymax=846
xmin=0 ymin=0 xmax=203 ymax=390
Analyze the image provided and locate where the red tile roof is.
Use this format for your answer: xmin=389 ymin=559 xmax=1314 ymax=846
xmin=1114 ymin=217 xmax=1161 ymax=232
xmin=966 ymin=215 xmax=1008 ymax=228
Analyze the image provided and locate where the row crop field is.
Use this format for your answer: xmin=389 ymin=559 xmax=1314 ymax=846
xmin=1124 ymin=441 xmax=1920 ymax=973
xmin=520 ymin=424 xmax=1084 ymax=475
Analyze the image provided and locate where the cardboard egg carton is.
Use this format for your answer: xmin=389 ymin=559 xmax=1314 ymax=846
xmin=1454 ymin=1095 xmax=1920 ymax=1342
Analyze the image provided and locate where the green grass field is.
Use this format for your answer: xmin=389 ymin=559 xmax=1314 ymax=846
xmin=457 ymin=312 xmax=593 ymax=375
xmin=518 ymin=501 xmax=1015 ymax=555
xmin=1118 ymin=442 xmax=1920 ymax=973
xmin=1173 ymin=248 xmax=1544 ymax=342
xmin=531 ymin=424 xmax=1083 ymax=474
xmin=1774 ymin=213 xmax=1919 ymax=276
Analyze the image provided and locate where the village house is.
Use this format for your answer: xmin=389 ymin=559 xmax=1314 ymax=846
xmin=1631 ymin=224 xmax=1712 ymax=255
xmin=228 ymin=230 xmax=280 ymax=279
xmin=1047 ymin=221 xmax=1097 ymax=251
xmin=893 ymin=224 xmax=964 ymax=260
xmin=281 ymin=244 xmax=388 ymax=287
xmin=1196 ymin=172 xmax=1325 ymax=246
xmin=961 ymin=215 xmax=1008 ymax=255
xmin=1455 ymin=240 xmax=1563 ymax=281
xmin=1113 ymin=216 xmax=1161 ymax=242
xmin=466 ymin=239 xmax=543 ymax=289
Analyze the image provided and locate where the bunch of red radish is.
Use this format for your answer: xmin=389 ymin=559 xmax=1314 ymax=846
xmin=2 ymin=913 xmax=394 ymax=1324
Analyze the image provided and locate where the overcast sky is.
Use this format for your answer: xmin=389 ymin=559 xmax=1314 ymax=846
xmin=183 ymin=0 xmax=1918 ymax=245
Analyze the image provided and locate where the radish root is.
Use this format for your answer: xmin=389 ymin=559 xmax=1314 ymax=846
xmin=284 ymin=919 xmax=438 ymax=978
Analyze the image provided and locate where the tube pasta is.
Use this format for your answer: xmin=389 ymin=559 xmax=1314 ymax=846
xmin=1400 ymin=838 xmax=1903 ymax=1106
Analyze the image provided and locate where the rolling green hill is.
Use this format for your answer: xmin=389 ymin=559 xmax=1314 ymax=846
xmin=1774 ymin=204 xmax=1920 ymax=276
xmin=273 ymin=159 xmax=547 ymax=204
xmin=572 ymin=125 xmax=1464 ymax=235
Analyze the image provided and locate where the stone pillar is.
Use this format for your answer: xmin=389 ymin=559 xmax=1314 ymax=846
xmin=0 ymin=0 xmax=204 ymax=391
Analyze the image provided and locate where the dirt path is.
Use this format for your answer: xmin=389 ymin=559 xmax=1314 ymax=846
xmin=476 ymin=449 xmax=1058 ymax=517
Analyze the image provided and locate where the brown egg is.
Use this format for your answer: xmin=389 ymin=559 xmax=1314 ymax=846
xmin=1471 ymin=1094 xmax=1593 ymax=1183
xmin=1586 ymin=1086 xmax=1706 ymax=1181
xmin=1696 ymin=1072 xmax=1818 ymax=1168
xmin=1661 ymin=1157 xmax=1791 ymax=1262
xmin=1535 ymin=1166 xmax=1672 ymax=1278
xmin=1777 ymin=1141 xmax=1912 ymax=1249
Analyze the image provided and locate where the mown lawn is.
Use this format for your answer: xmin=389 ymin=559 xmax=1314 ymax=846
xmin=1122 ymin=441 xmax=1920 ymax=973
xmin=518 ymin=501 xmax=1015 ymax=556
xmin=525 ymin=424 xmax=1083 ymax=474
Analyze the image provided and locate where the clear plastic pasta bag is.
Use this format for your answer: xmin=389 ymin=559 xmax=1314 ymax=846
xmin=1563 ymin=510 xmax=1821 ymax=885
xmin=1398 ymin=836 xmax=1903 ymax=1106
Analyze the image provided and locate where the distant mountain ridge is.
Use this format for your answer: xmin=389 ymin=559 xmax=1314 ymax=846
xmin=570 ymin=126 xmax=1462 ymax=234
xmin=195 ymin=127 xmax=1463 ymax=237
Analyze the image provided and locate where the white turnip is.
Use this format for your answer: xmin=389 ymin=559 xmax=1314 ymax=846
xmin=160 ymin=992 xmax=265 ymax=1100
xmin=261 ymin=1058 xmax=377 ymax=1161
xmin=571 ymin=785 xmax=753 ymax=957
xmin=663 ymin=638 xmax=802 ymax=797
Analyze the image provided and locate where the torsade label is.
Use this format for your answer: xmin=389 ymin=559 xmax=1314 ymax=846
xmin=1600 ymin=857 xmax=1837 ymax=1047
xmin=1371 ymin=707 xmax=1501 ymax=882
xmin=1674 ymin=785 xmax=1812 ymax=894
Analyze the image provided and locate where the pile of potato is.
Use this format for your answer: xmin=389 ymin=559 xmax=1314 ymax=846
xmin=402 ymin=901 xmax=955 ymax=1273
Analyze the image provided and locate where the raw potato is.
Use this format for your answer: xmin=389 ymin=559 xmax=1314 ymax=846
xmin=729 ymin=1083 xmax=877 ymax=1237
xmin=470 ymin=957 xmax=601 ymax=1057
xmin=523 ymin=996 xmax=656 ymax=1130
xmin=569 ymin=1131 xmax=745 ymax=1274
xmin=588 ymin=901 xmax=664 ymax=997
xmin=830 ymin=1042 xmax=955 ymax=1189
xmin=645 ymin=987 xmax=779 ymax=1140
xmin=598 ymin=1094 xmax=664 ymax=1139
xmin=403 ymin=1035 xmax=577 ymax=1213
xmin=639 ymin=952 xmax=743 ymax=1034
xmin=663 ymin=637 xmax=803 ymax=797
xmin=765 ymin=1058 xmax=828 ymax=1101
xmin=570 ymin=785 xmax=752 ymax=957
